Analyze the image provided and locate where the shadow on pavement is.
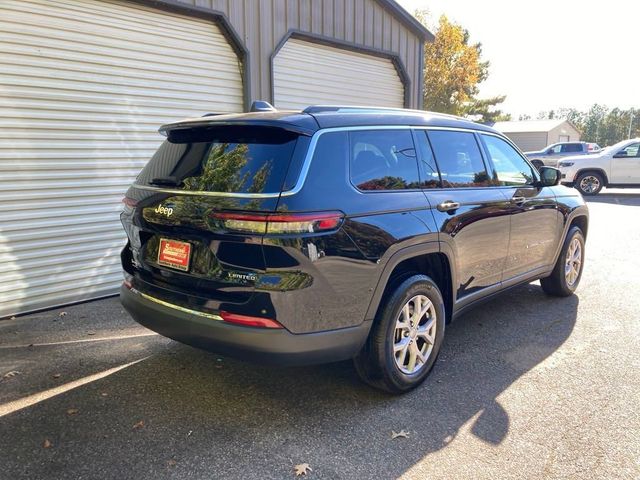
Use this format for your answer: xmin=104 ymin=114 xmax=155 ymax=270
xmin=585 ymin=190 xmax=640 ymax=206
xmin=0 ymin=284 xmax=578 ymax=479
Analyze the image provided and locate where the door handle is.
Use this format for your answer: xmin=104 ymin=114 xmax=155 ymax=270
xmin=511 ymin=196 xmax=526 ymax=205
xmin=437 ymin=200 xmax=461 ymax=212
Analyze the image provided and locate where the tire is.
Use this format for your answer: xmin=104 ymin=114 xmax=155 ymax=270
xmin=354 ymin=275 xmax=446 ymax=394
xmin=540 ymin=226 xmax=585 ymax=297
xmin=531 ymin=160 xmax=544 ymax=171
xmin=576 ymin=171 xmax=604 ymax=195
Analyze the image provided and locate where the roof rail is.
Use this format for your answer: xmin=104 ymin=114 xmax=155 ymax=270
xmin=302 ymin=105 xmax=468 ymax=122
xmin=302 ymin=105 xmax=420 ymax=115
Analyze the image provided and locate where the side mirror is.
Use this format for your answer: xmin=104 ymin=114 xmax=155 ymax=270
xmin=538 ymin=166 xmax=561 ymax=186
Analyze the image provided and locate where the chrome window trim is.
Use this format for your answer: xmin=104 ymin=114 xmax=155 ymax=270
xmin=130 ymin=288 xmax=223 ymax=320
xmin=131 ymin=124 xmax=506 ymax=198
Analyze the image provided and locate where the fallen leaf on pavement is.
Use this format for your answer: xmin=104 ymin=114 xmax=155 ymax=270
xmin=132 ymin=420 xmax=144 ymax=430
xmin=167 ymin=459 xmax=177 ymax=467
xmin=87 ymin=331 xmax=96 ymax=336
xmin=67 ymin=408 xmax=79 ymax=416
xmin=2 ymin=371 xmax=21 ymax=379
xmin=294 ymin=463 xmax=312 ymax=476
xmin=52 ymin=373 xmax=61 ymax=379
xmin=100 ymin=392 xmax=108 ymax=397
xmin=391 ymin=430 xmax=410 ymax=439
xmin=59 ymin=311 xmax=68 ymax=317
xmin=43 ymin=439 xmax=52 ymax=448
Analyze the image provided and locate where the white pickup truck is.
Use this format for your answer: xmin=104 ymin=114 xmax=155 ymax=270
xmin=558 ymin=138 xmax=640 ymax=195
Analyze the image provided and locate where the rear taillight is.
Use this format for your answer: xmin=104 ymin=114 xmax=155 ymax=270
xmin=122 ymin=196 xmax=138 ymax=207
xmin=219 ymin=311 xmax=283 ymax=329
xmin=210 ymin=211 xmax=344 ymax=235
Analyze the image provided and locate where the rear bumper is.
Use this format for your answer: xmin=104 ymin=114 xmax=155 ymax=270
xmin=120 ymin=285 xmax=370 ymax=366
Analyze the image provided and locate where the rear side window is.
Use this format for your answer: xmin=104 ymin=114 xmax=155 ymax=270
xmin=349 ymin=130 xmax=420 ymax=191
xmin=427 ymin=130 xmax=492 ymax=187
xmin=136 ymin=126 xmax=299 ymax=194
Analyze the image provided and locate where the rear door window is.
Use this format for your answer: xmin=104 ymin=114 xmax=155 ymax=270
xmin=136 ymin=126 xmax=299 ymax=194
xmin=349 ymin=130 xmax=421 ymax=190
xmin=427 ymin=130 xmax=493 ymax=187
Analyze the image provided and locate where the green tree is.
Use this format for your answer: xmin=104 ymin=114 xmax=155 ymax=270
xmin=532 ymin=105 xmax=640 ymax=146
xmin=416 ymin=12 xmax=509 ymax=123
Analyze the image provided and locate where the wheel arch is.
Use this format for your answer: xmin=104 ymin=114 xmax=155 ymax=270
xmin=570 ymin=214 xmax=589 ymax=240
xmin=575 ymin=168 xmax=609 ymax=186
xmin=550 ymin=205 xmax=589 ymax=266
xmin=365 ymin=243 xmax=455 ymax=324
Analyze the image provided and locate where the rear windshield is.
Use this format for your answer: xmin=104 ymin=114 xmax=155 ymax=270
xmin=137 ymin=126 xmax=299 ymax=194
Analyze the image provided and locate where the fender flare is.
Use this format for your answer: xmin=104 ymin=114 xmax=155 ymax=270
xmin=550 ymin=205 xmax=589 ymax=266
xmin=364 ymin=241 xmax=456 ymax=321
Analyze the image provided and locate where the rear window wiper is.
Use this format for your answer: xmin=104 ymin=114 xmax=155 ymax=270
xmin=149 ymin=176 xmax=182 ymax=187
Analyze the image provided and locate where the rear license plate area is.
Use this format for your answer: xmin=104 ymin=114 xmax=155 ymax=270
xmin=157 ymin=238 xmax=191 ymax=272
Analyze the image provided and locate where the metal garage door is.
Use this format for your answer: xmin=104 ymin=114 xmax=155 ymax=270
xmin=0 ymin=0 xmax=243 ymax=317
xmin=273 ymin=38 xmax=404 ymax=110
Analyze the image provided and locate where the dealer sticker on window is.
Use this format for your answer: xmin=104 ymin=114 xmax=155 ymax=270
xmin=157 ymin=238 xmax=191 ymax=272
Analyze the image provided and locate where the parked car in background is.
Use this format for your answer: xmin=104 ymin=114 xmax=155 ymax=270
xmin=558 ymin=138 xmax=640 ymax=195
xmin=120 ymin=105 xmax=589 ymax=394
xmin=525 ymin=141 xmax=601 ymax=169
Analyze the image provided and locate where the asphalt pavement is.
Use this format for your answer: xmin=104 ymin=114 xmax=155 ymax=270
xmin=1 ymin=189 xmax=639 ymax=480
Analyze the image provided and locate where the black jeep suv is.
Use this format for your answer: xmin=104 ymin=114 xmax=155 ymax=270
xmin=120 ymin=106 xmax=588 ymax=393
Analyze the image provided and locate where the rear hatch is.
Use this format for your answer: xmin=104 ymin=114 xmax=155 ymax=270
xmin=121 ymin=123 xmax=310 ymax=314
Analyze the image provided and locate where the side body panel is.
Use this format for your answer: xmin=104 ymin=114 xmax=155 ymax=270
xmin=272 ymin=130 xmax=439 ymax=333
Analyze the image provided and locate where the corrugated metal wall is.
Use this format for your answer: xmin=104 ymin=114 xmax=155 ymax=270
xmin=168 ymin=0 xmax=424 ymax=109
xmin=503 ymin=133 xmax=550 ymax=152
xmin=273 ymin=38 xmax=404 ymax=109
xmin=548 ymin=123 xmax=581 ymax=144
xmin=0 ymin=0 xmax=243 ymax=317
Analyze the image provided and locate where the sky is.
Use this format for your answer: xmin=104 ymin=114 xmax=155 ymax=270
xmin=396 ymin=0 xmax=639 ymax=117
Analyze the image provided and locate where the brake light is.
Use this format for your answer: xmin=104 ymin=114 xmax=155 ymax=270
xmin=219 ymin=311 xmax=283 ymax=329
xmin=210 ymin=211 xmax=344 ymax=234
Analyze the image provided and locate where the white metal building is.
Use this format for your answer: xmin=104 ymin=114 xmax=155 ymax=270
xmin=0 ymin=0 xmax=431 ymax=317
xmin=493 ymin=120 xmax=581 ymax=152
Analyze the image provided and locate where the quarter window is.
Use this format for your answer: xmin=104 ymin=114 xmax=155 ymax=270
xmin=427 ymin=130 xmax=492 ymax=188
xmin=349 ymin=130 xmax=420 ymax=190
xmin=481 ymin=134 xmax=536 ymax=186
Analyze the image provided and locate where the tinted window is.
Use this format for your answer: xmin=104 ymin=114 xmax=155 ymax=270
xmin=482 ymin=135 xmax=536 ymax=186
xmin=427 ymin=130 xmax=492 ymax=188
xmin=137 ymin=126 xmax=298 ymax=194
xmin=561 ymin=143 xmax=582 ymax=153
xmin=349 ymin=130 xmax=420 ymax=190
xmin=414 ymin=131 xmax=442 ymax=188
